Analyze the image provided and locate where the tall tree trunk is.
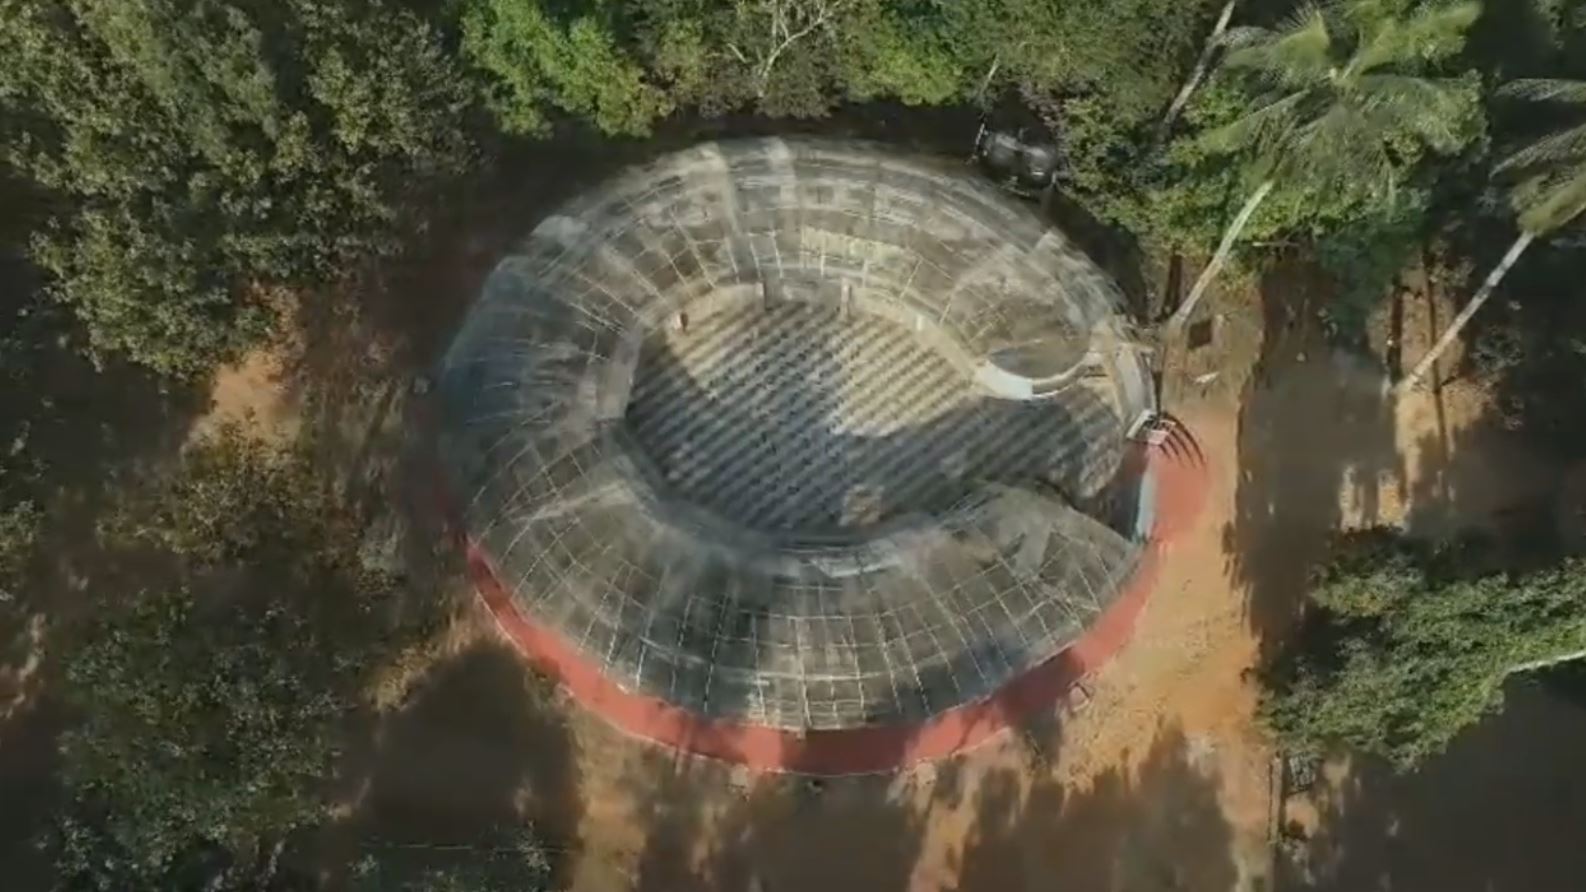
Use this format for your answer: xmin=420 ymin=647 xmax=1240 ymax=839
xmin=1155 ymin=0 xmax=1239 ymax=144
xmin=1395 ymin=230 xmax=1537 ymax=395
xmin=1167 ymin=178 xmax=1275 ymax=334
xmin=1509 ymin=646 xmax=1586 ymax=675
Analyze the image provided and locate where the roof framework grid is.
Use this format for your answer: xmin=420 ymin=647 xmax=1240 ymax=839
xmin=438 ymin=138 xmax=1160 ymax=736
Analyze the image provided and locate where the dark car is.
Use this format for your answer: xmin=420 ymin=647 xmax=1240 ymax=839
xmin=971 ymin=119 xmax=1066 ymax=198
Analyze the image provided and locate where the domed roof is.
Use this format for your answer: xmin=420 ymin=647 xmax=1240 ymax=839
xmin=436 ymin=138 xmax=1156 ymax=731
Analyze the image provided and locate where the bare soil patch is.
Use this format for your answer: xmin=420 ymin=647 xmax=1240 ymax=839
xmin=192 ymin=344 xmax=300 ymax=443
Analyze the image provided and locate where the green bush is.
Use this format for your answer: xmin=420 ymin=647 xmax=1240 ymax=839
xmin=1262 ymin=528 xmax=1586 ymax=769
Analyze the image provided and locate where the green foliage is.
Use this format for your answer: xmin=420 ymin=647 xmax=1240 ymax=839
xmin=1262 ymin=528 xmax=1586 ymax=769
xmin=461 ymin=0 xmax=1213 ymax=132
xmin=54 ymin=429 xmax=425 ymax=889
xmin=967 ymin=0 xmax=1211 ymax=117
xmin=462 ymin=0 xmax=671 ymax=136
xmin=836 ymin=4 xmax=962 ymax=107
xmin=0 ymin=501 xmax=38 ymax=602
xmin=1312 ymin=188 xmax=1432 ymax=339
xmin=1493 ymin=77 xmax=1586 ymax=234
xmin=0 ymin=0 xmax=475 ymax=376
xmin=1139 ymin=0 xmax=1486 ymax=247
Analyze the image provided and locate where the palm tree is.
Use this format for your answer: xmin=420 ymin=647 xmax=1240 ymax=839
xmin=1166 ymin=0 xmax=1481 ymax=336
xmin=1398 ymin=77 xmax=1586 ymax=393
xmin=1155 ymin=0 xmax=1242 ymax=145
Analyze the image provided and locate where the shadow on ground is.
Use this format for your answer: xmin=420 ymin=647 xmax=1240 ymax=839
xmin=1222 ymin=259 xmax=1405 ymax=661
xmin=1219 ymin=253 xmax=1554 ymax=659
xmin=323 ymin=636 xmax=586 ymax=888
xmin=0 ymin=105 xmax=999 ymax=889
xmin=612 ymin=717 xmax=1238 ymax=892
xmin=1282 ymin=679 xmax=1586 ymax=892
xmin=1224 ymin=248 xmax=1581 ymax=891
xmin=0 ymin=263 xmax=207 ymax=890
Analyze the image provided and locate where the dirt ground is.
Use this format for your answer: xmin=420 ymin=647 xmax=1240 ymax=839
xmin=174 ymin=249 xmax=1580 ymax=892
xmin=503 ymin=269 xmax=1558 ymax=892
xmin=7 ymin=137 xmax=1578 ymax=888
xmin=195 ymin=344 xmax=300 ymax=443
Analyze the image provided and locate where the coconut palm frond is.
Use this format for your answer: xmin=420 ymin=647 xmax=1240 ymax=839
xmin=1176 ymin=0 xmax=1484 ymax=338
xmin=1496 ymin=121 xmax=1586 ymax=175
xmin=1357 ymin=74 xmax=1474 ymax=153
xmin=1293 ymin=102 xmax=1396 ymax=197
xmin=1347 ymin=0 xmax=1480 ymax=77
xmin=1409 ymin=0 xmax=1484 ymax=55
xmin=1513 ymin=166 xmax=1586 ymax=234
xmin=1496 ymin=78 xmax=1586 ymax=105
xmin=1495 ymin=76 xmax=1586 ymax=236
xmin=1198 ymin=89 xmax=1308 ymax=156
xmin=1225 ymin=6 xmax=1334 ymax=91
xmin=1218 ymin=25 xmax=1273 ymax=52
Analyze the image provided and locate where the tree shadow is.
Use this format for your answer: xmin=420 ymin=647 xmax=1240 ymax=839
xmin=1043 ymin=189 xmax=1156 ymax=322
xmin=1223 ymin=259 xmax=1405 ymax=660
xmin=620 ymin=718 xmax=1240 ymax=892
xmin=1469 ymin=239 xmax=1586 ymax=462
xmin=628 ymin=758 xmax=933 ymax=892
xmin=328 ymin=638 xmax=585 ymax=888
xmin=1243 ymin=242 xmax=1584 ymax=887
xmin=0 ymin=203 xmax=208 ymax=888
xmin=0 ymin=377 xmax=204 ymax=889
xmin=0 ymin=692 xmax=61 ymax=892
xmin=1282 ymin=678 xmax=1586 ymax=892
xmin=1399 ymin=419 xmax=1560 ymax=548
xmin=953 ymin=724 xmax=1241 ymax=892
xmin=1467 ymin=0 xmax=1586 ymax=81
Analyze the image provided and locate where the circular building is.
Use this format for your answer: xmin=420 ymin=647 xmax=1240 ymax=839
xmin=437 ymin=138 xmax=1182 ymax=773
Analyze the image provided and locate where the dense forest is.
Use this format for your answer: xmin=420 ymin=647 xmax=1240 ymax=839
xmin=3 ymin=0 xmax=1586 ymax=888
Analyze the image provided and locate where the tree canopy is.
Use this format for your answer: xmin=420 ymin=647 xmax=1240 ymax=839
xmin=1494 ymin=77 xmax=1586 ymax=235
xmin=1261 ymin=528 xmax=1586 ymax=769
xmin=1397 ymin=75 xmax=1586 ymax=391
xmin=1162 ymin=0 xmax=1486 ymax=330
xmin=1204 ymin=0 xmax=1482 ymax=198
xmin=0 ymin=0 xmax=475 ymax=376
xmin=53 ymin=429 xmax=440 ymax=889
xmin=458 ymin=0 xmax=1215 ymax=132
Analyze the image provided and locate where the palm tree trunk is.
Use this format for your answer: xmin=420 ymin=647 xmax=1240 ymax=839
xmin=1155 ymin=0 xmax=1239 ymax=144
xmin=1396 ymin=230 xmax=1537 ymax=395
xmin=1509 ymin=647 xmax=1586 ymax=674
xmin=1167 ymin=177 xmax=1275 ymax=334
